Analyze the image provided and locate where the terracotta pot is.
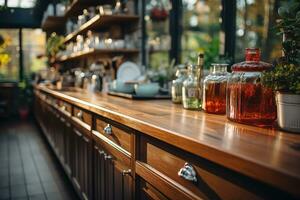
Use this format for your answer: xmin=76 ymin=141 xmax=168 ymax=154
xmin=276 ymin=92 xmax=300 ymax=133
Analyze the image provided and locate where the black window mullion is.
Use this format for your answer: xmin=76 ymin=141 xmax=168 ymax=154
xmin=140 ymin=0 xmax=146 ymax=66
xmin=222 ymin=0 xmax=236 ymax=62
xmin=19 ymin=28 xmax=24 ymax=81
xmin=169 ymin=0 xmax=182 ymax=65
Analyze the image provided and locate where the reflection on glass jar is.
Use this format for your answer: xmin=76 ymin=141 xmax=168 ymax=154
xmin=226 ymin=48 xmax=277 ymax=127
xmin=182 ymin=64 xmax=201 ymax=110
xmin=172 ymin=68 xmax=187 ymax=104
xmin=203 ymin=64 xmax=228 ymax=114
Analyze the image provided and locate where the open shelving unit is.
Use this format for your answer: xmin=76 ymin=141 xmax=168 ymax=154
xmin=43 ymin=0 xmax=140 ymax=65
xmin=64 ymin=0 xmax=108 ymax=18
xmin=41 ymin=16 xmax=66 ymax=32
xmin=64 ymin=14 xmax=139 ymax=44
xmin=57 ymin=48 xmax=139 ymax=62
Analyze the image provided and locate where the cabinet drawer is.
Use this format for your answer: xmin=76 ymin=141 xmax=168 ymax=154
xmin=73 ymin=107 xmax=92 ymax=128
xmin=95 ymin=117 xmax=131 ymax=153
xmin=57 ymin=100 xmax=72 ymax=115
xmin=138 ymin=137 xmax=263 ymax=200
xmin=141 ymin=180 xmax=168 ymax=200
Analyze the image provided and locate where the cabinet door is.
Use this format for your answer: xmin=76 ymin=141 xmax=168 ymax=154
xmin=111 ymin=159 xmax=133 ymax=200
xmin=93 ymin=145 xmax=133 ymax=200
xmin=82 ymin=133 xmax=92 ymax=200
xmin=73 ymin=128 xmax=92 ymax=200
xmin=58 ymin=117 xmax=66 ymax=162
xmin=64 ymin=121 xmax=72 ymax=175
xmin=73 ymin=128 xmax=82 ymax=190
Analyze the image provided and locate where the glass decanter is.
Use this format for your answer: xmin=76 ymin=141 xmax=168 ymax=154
xmin=182 ymin=64 xmax=201 ymax=110
xmin=203 ymin=64 xmax=228 ymax=114
xmin=172 ymin=68 xmax=187 ymax=104
xmin=227 ymin=48 xmax=277 ymax=127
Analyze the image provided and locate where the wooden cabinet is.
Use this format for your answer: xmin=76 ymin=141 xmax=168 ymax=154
xmin=95 ymin=117 xmax=132 ymax=153
xmin=64 ymin=120 xmax=73 ymax=175
xmin=73 ymin=106 xmax=92 ymax=129
xmin=34 ymin=87 xmax=300 ymax=200
xmin=136 ymin=136 xmax=291 ymax=200
xmin=72 ymin=127 xmax=92 ymax=200
xmin=93 ymin=134 xmax=133 ymax=200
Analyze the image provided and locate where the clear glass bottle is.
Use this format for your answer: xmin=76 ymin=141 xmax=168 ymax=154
xmin=227 ymin=48 xmax=276 ymax=127
xmin=203 ymin=64 xmax=228 ymax=114
xmin=182 ymin=64 xmax=201 ymax=110
xmin=172 ymin=68 xmax=187 ymax=103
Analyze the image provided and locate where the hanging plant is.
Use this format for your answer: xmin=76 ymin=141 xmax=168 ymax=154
xmin=46 ymin=32 xmax=65 ymax=58
xmin=150 ymin=0 xmax=169 ymax=22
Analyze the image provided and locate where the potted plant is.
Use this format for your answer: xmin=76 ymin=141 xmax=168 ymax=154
xmin=46 ymin=32 xmax=65 ymax=63
xmin=18 ymin=81 xmax=30 ymax=120
xmin=263 ymin=0 xmax=300 ymax=133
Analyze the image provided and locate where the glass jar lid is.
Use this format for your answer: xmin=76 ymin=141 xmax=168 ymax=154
xmin=210 ymin=63 xmax=228 ymax=74
xmin=231 ymin=48 xmax=273 ymax=72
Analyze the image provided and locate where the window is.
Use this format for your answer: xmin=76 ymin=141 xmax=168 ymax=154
xmin=0 ymin=28 xmax=46 ymax=81
xmin=6 ymin=0 xmax=36 ymax=8
xmin=0 ymin=29 xmax=19 ymax=80
xmin=22 ymin=29 xmax=46 ymax=78
xmin=181 ymin=0 xmax=222 ymax=68
xmin=235 ymin=0 xmax=283 ymax=62
xmin=145 ymin=0 xmax=172 ymax=69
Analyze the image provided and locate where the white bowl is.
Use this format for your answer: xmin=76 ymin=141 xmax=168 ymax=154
xmin=134 ymin=83 xmax=160 ymax=97
xmin=111 ymin=80 xmax=134 ymax=94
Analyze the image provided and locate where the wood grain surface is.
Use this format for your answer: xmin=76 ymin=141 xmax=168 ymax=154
xmin=35 ymin=85 xmax=300 ymax=197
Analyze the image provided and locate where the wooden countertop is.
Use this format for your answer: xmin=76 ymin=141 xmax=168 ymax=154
xmin=35 ymin=86 xmax=300 ymax=197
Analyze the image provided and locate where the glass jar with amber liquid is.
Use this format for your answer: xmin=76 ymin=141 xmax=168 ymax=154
xmin=203 ymin=64 xmax=228 ymax=114
xmin=227 ymin=48 xmax=276 ymax=127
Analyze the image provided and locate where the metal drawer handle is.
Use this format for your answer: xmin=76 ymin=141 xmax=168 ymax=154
xmin=178 ymin=163 xmax=197 ymax=183
xmin=74 ymin=129 xmax=82 ymax=137
xmin=99 ymin=150 xmax=105 ymax=155
xmin=61 ymin=105 xmax=66 ymax=110
xmin=103 ymin=124 xmax=112 ymax=135
xmin=77 ymin=110 xmax=83 ymax=119
xmin=83 ymin=136 xmax=89 ymax=142
xmin=104 ymin=154 xmax=112 ymax=160
xmin=122 ymin=169 xmax=131 ymax=176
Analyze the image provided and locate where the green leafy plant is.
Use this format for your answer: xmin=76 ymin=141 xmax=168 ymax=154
xmin=263 ymin=0 xmax=300 ymax=94
xmin=46 ymin=32 xmax=65 ymax=58
xmin=0 ymin=34 xmax=11 ymax=68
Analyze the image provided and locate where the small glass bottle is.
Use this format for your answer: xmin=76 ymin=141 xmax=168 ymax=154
xmin=172 ymin=68 xmax=187 ymax=103
xmin=182 ymin=64 xmax=201 ymax=110
xmin=203 ymin=64 xmax=228 ymax=114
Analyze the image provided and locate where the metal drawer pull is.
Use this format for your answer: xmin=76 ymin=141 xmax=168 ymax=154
xmin=77 ymin=111 xmax=83 ymax=119
xmin=178 ymin=163 xmax=197 ymax=182
xmin=103 ymin=124 xmax=112 ymax=135
xmin=104 ymin=154 xmax=112 ymax=160
xmin=122 ymin=169 xmax=131 ymax=176
xmin=98 ymin=150 xmax=105 ymax=155
xmin=83 ymin=136 xmax=89 ymax=142
xmin=61 ymin=105 xmax=66 ymax=110
xmin=74 ymin=129 xmax=82 ymax=137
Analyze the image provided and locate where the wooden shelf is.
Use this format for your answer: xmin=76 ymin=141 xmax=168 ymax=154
xmin=64 ymin=14 xmax=139 ymax=44
xmin=57 ymin=48 xmax=139 ymax=62
xmin=64 ymin=0 xmax=111 ymax=18
xmin=41 ymin=16 xmax=66 ymax=32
